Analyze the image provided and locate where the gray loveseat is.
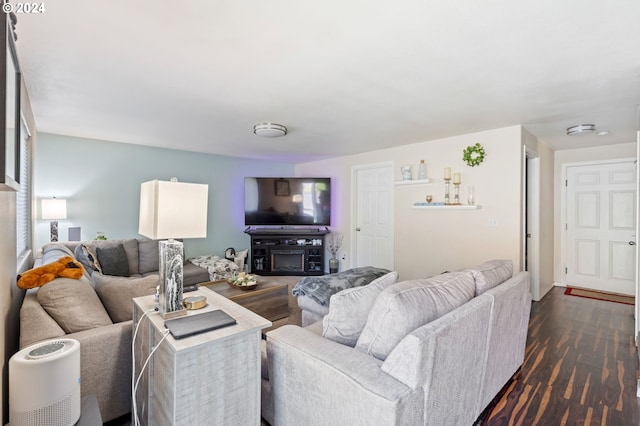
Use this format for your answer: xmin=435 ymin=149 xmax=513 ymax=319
xmin=261 ymin=260 xmax=531 ymax=426
xmin=18 ymin=238 xmax=210 ymax=422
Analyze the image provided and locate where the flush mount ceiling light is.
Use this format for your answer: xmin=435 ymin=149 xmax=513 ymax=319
xmin=253 ymin=122 xmax=288 ymax=138
xmin=566 ymin=124 xmax=596 ymax=136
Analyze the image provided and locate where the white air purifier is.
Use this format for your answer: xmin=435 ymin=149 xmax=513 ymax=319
xmin=9 ymin=338 xmax=81 ymax=426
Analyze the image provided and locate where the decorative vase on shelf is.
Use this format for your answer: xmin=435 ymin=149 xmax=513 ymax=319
xmin=417 ymin=160 xmax=427 ymax=180
xmin=329 ymin=257 xmax=339 ymax=274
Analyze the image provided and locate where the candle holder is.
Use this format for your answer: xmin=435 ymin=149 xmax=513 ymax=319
xmin=444 ymin=178 xmax=451 ymax=205
xmin=453 ymin=183 xmax=461 ymax=205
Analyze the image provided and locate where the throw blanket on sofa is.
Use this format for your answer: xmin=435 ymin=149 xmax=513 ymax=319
xmin=292 ymin=267 xmax=390 ymax=306
xmin=188 ymin=255 xmax=238 ymax=281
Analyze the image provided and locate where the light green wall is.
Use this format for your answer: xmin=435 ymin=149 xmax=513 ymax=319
xmin=34 ymin=133 xmax=295 ymax=257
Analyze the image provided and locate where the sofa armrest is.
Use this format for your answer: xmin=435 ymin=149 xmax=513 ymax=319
xmin=266 ymin=325 xmax=421 ymax=426
xmin=19 ymin=290 xmax=66 ymax=349
xmin=67 ymin=321 xmax=133 ymax=422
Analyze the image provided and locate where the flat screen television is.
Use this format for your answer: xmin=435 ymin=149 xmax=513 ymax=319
xmin=244 ymin=177 xmax=331 ymax=226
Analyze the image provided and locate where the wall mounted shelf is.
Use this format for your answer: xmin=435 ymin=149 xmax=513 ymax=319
xmin=394 ymin=179 xmax=432 ymax=186
xmin=412 ymin=205 xmax=481 ymax=210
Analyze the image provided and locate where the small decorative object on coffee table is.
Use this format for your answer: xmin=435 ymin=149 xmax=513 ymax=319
xmin=228 ymin=272 xmax=258 ymax=291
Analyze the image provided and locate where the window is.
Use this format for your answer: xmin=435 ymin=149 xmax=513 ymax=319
xmin=16 ymin=116 xmax=31 ymax=258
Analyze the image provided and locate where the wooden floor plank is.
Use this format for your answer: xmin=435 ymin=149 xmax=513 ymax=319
xmin=481 ymin=287 xmax=639 ymax=426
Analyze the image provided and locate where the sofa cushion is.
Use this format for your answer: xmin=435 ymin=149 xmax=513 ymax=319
xmin=138 ymin=239 xmax=160 ymax=275
xmin=467 ymin=259 xmax=513 ymax=296
xmin=41 ymin=243 xmax=75 ymax=265
xmin=96 ymin=244 xmax=130 ymax=277
xmin=94 ymin=274 xmax=158 ymax=322
xmin=323 ymin=271 xmax=398 ymax=346
xmin=355 ymin=272 xmax=475 ymax=360
xmin=88 ymin=239 xmax=139 ymax=276
xmin=74 ymin=244 xmax=103 ymax=276
xmin=37 ymin=277 xmax=113 ymax=333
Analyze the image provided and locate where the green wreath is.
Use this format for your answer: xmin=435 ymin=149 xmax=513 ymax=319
xmin=462 ymin=143 xmax=486 ymax=167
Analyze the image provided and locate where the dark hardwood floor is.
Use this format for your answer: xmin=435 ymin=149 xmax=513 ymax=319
xmin=481 ymin=286 xmax=640 ymax=425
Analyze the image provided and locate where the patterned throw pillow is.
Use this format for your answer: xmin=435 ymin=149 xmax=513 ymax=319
xmin=74 ymin=244 xmax=103 ymax=276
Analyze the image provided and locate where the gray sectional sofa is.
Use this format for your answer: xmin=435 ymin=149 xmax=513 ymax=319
xmin=18 ymin=238 xmax=210 ymax=422
xmin=261 ymin=260 xmax=531 ymax=426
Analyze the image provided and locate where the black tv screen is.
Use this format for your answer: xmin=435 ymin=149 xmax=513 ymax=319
xmin=245 ymin=177 xmax=331 ymax=226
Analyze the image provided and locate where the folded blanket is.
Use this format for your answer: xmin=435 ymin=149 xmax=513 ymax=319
xmin=188 ymin=255 xmax=238 ymax=281
xmin=292 ymin=267 xmax=390 ymax=306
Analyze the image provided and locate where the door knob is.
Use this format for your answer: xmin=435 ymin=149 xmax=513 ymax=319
xmin=355 ymin=227 xmax=361 ymax=231
xmin=629 ymin=241 xmax=636 ymax=246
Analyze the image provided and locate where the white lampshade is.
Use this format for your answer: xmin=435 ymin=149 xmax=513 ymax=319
xmin=41 ymin=198 xmax=67 ymax=220
xmin=138 ymin=179 xmax=208 ymax=239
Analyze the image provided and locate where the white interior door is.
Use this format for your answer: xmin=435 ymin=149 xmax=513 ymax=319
xmin=351 ymin=163 xmax=394 ymax=270
xmin=566 ymin=161 xmax=637 ymax=295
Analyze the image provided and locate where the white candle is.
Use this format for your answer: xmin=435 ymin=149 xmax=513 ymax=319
xmin=444 ymin=167 xmax=451 ymax=180
xmin=453 ymin=173 xmax=461 ymax=184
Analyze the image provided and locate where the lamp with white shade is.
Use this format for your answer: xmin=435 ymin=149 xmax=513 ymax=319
xmin=41 ymin=198 xmax=67 ymax=242
xmin=138 ymin=178 xmax=208 ymax=318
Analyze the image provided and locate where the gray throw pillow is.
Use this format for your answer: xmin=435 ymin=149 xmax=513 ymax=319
xmin=355 ymin=272 xmax=475 ymax=360
xmin=96 ymin=244 xmax=130 ymax=277
xmin=322 ymin=271 xmax=398 ymax=346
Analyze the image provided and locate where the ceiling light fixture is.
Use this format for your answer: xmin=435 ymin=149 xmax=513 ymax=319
xmin=253 ymin=122 xmax=287 ymax=138
xmin=566 ymin=124 xmax=596 ymax=136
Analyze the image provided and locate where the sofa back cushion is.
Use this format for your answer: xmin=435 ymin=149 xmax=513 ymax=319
xmin=37 ymin=277 xmax=113 ymax=333
xmin=41 ymin=243 xmax=75 ymax=265
xmin=355 ymin=272 xmax=475 ymax=360
xmin=322 ymin=271 xmax=398 ymax=346
xmin=466 ymin=259 xmax=513 ymax=296
xmin=94 ymin=274 xmax=158 ymax=322
xmin=138 ymin=239 xmax=160 ymax=275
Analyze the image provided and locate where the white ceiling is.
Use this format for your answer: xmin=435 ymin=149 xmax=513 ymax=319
xmin=12 ymin=0 xmax=640 ymax=162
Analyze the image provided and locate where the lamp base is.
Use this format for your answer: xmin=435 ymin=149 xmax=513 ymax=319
xmin=158 ymin=239 xmax=186 ymax=317
xmin=50 ymin=220 xmax=59 ymax=242
xmin=160 ymin=308 xmax=187 ymax=319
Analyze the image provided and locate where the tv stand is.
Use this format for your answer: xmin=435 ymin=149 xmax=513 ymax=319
xmin=244 ymin=228 xmax=330 ymax=276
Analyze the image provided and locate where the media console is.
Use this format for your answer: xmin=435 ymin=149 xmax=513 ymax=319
xmin=244 ymin=227 xmax=330 ymax=276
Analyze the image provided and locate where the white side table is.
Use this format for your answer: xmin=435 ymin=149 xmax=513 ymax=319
xmin=132 ymin=286 xmax=271 ymax=426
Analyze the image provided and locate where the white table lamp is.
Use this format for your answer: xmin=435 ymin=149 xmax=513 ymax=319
xmin=42 ymin=198 xmax=67 ymax=242
xmin=138 ymin=178 xmax=208 ymax=318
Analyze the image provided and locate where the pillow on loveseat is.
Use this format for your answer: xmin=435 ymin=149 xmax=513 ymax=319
xmin=37 ymin=277 xmax=113 ymax=333
xmin=355 ymin=272 xmax=475 ymax=360
xmin=322 ymin=271 xmax=398 ymax=346
xmin=93 ymin=274 xmax=158 ymax=322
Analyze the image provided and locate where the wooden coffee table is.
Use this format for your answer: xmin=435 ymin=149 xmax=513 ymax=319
xmin=202 ymin=279 xmax=289 ymax=322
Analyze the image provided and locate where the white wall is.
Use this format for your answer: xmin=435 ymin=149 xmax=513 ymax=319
xmin=553 ymin=143 xmax=637 ymax=284
xmin=296 ymin=125 xmax=524 ymax=280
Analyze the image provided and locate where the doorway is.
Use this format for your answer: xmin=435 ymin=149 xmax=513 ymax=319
xmin=564 ymin=160 xmax=637 ymax=295
xmin=350 ymin=162 xmax=394 ymax=270
xmin=524 ymin=148 xmax=541 ymax=301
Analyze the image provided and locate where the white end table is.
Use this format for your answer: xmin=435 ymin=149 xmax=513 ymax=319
xmin=132 ymin=286 xmax=271 ymax=426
